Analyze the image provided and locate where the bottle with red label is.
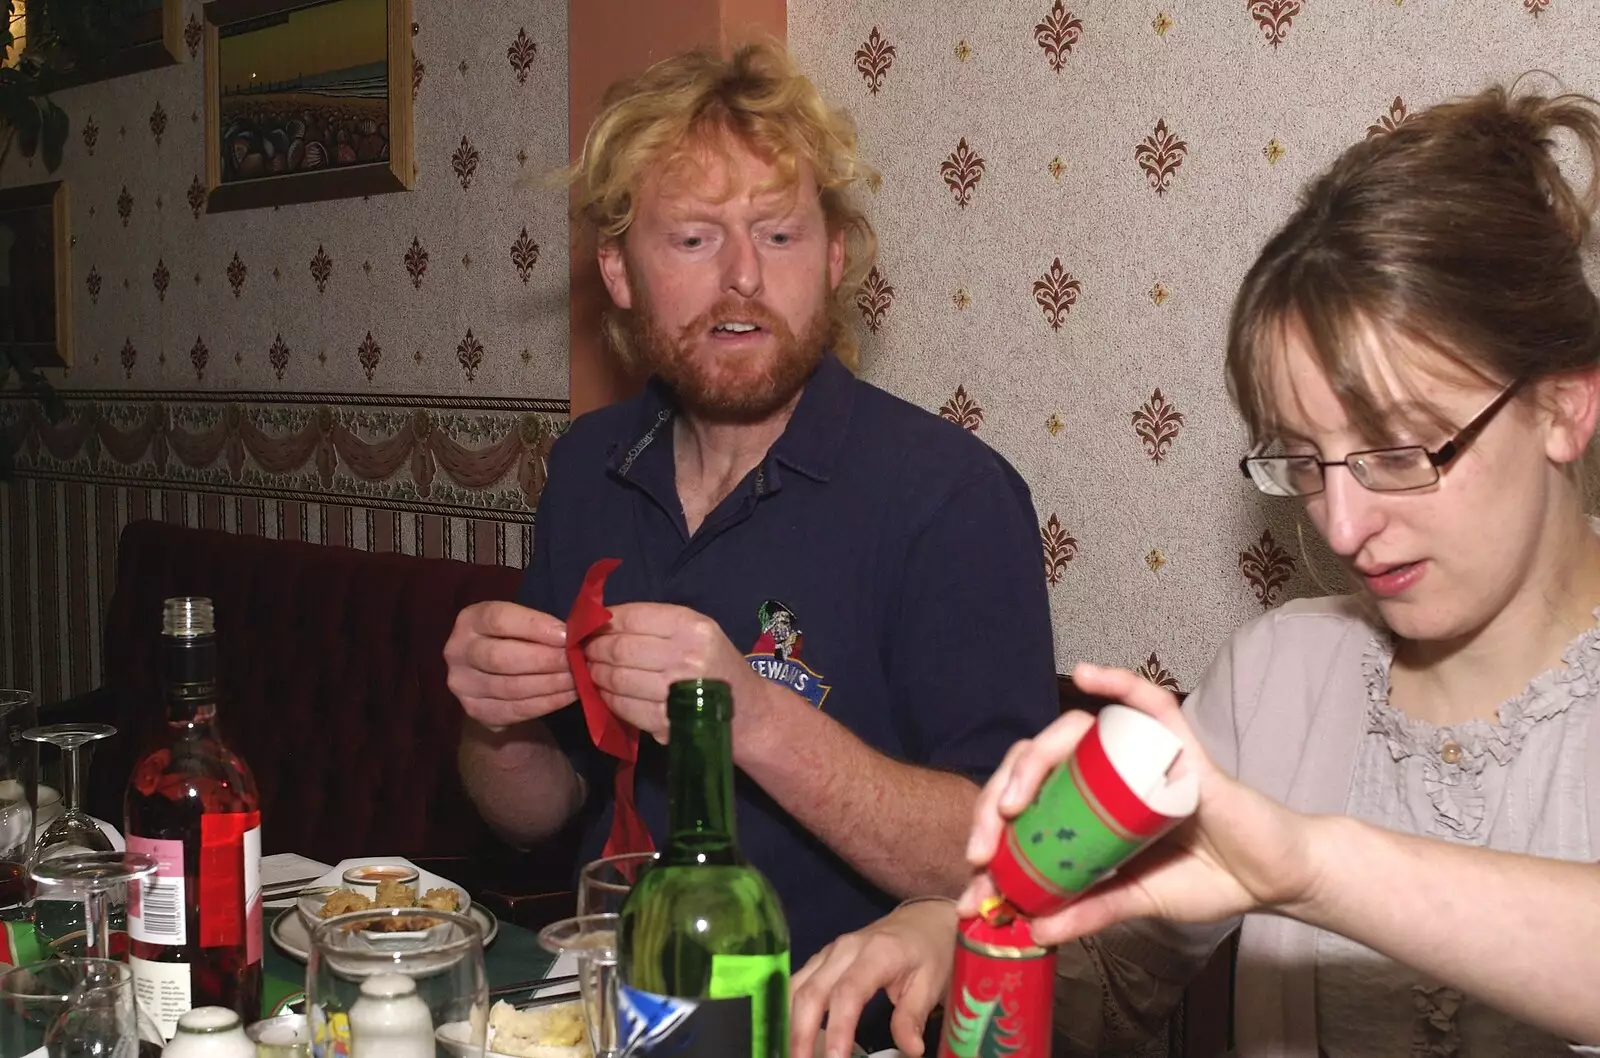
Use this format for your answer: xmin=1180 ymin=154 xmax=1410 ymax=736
xmin=125 ymin=596 xmax=263 ymax=1041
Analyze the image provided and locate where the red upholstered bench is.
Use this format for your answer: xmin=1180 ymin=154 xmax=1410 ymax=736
xmin=71 ymin=518 xmax=581 ymax=928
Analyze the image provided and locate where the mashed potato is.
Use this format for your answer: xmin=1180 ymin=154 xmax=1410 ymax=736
xmin=487 ymin=999 xmax=591 ymax=1058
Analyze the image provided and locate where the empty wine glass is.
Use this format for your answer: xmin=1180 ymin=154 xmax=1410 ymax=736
xmin=31 ymin=852 xmax=158 ymax=962
xmin=578 ymin=853 xmax=655 ymax=917
xmin=538 ymin=913 xmax=620 ymax=1058
xmin=308 ymin=907 xmax=487 ymax=1058
xmin=0 ymin=957 xmax=163 ymax=1057
xmin=24 ymin=726 xmax=116 ymax=861
xmin=24 ymin=726 xmax=120 ymax=957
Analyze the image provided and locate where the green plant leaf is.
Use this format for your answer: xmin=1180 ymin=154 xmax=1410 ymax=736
xmin=5 ymin=95 xmax=40 ymax=157
xmin=40 ymin=97 xmax=67 ymax=171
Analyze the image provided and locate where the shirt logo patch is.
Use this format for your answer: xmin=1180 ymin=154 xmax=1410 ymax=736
xmin=746 ymin=600 xmax=831 ymax=708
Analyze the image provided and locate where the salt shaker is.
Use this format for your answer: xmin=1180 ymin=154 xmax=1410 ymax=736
xmin=347 ymin=972 xmax=434 ymax=1058
xmin=160 ymin=1006 xmax=256 ymax=1058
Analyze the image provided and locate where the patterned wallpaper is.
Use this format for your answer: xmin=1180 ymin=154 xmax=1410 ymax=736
xmin=0 ymin=0 xmax=568 ymax=395
xmin=0 ymin=0 xmax=571 ymax=697
xmin=789 ymin=0 xmax=1592 ymax=688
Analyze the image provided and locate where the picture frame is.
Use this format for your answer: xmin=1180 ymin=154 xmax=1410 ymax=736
xmin=28 ymin=0 xmax=185 ymax=88
xmin=0 ymin=180 xmax=72 ymax=369
xmin=203 ymin=0 xmax=414 ymax=214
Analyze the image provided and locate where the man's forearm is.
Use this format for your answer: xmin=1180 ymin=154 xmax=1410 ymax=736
xmin=458 ymin=717 xmax=584 ymax=847
xmin=734 ymin=683 xmax=977 ymax=898
xmin=1293 ymin=815 xmax=1600 ymax=1042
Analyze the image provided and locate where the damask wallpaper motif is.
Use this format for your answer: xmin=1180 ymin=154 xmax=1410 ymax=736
xmin=0 ymin=0 xmax=569 ymax=397
xmin=789 ymin=0 xmax=1593 ymax=686
xmin=0 ymin=0 xmax=570 ymax=698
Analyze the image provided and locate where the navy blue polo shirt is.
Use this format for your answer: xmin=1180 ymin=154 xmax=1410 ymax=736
xmin=520 ymin=353 xmax=1058 ymax=969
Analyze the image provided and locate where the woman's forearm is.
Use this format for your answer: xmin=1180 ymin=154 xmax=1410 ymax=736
xmin=1289 ymin=815 xmax=1600 ymax=1042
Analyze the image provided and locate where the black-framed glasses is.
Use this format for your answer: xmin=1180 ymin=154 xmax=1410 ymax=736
xmin=1239 ymin=377 xmax=1526 ymax=498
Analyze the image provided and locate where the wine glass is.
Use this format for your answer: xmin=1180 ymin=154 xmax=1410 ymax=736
xmin=308 ymin=907 xmax=487 ymax=1057
xmin=31 ymin=852 xmax=158 ymax=962
xmin=538 ymin=913 xmax=620 ymax=1058
xmin=24 ymin=725 xmax=119 ymax=954
xmin=24 ymin=726 xmax=116 ymax=861
xmin=578 ymin=853 xmax=655 ymax=917
xmin=0 ymin=957 xmax=161 ymax=1057
xmin=0 ymin=690 xmax=40 ymax=922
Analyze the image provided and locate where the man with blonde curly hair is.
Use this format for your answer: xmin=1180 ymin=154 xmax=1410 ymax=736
xmin=445 ymin=41 xmax=1056 ymax=1003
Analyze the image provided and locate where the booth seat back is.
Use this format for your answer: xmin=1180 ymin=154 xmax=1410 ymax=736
xmin=87 ymin=518 xmax=524 ymax=866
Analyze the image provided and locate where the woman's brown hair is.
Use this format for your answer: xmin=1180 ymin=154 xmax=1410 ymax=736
xmin=1227 ymin=79 xmax=1600 ymax=446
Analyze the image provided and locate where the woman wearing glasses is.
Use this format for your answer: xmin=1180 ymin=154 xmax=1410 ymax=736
xmin=791 ymin=82 xmax=1600 ymax=1058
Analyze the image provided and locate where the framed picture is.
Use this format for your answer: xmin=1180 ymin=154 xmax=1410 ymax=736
xmin=203 ymin=0 xmax=414 ymax=213
xmin=0 ymin=181 xmax=71 ymax=369
xmin=26 ymin=0 xmax=185 ymax=87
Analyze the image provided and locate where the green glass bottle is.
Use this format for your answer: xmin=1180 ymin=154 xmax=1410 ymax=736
xmin=617 ymin=679 xmax=790 ymax=1058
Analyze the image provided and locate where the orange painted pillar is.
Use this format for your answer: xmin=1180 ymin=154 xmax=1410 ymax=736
xmin=567 ymin=0 xmax=787 ymax=418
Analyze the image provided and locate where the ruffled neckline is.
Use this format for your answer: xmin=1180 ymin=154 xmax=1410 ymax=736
xmin=1362 ymin=609 xmax=1600 ymax=839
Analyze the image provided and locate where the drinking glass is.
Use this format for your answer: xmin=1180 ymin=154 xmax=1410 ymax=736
xmin=0 ymin=691 xmax=40 ymax=922
xmin=31 ymin=853 xmax=158 ymax=961
xmin=538 ymin=913 xmax=619 ymax=1058
xmin=24 ymin=726 xmax=120 ymax=954
xmin=24 ymin=726 xmax=116 ymax=861
xmin=0 ymin=957 xmax=162 ymax=1057
xmin=578 ymin=853 xmax=655 ymax=917
xmin=308 ymin=907 xmax=487 ymax=1058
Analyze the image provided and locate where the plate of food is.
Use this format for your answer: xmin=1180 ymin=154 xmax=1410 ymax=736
xmin=437 ymin=997 xmax=590 ymax=1058
xmin=270 ymin=856 xmax=498 ymax=961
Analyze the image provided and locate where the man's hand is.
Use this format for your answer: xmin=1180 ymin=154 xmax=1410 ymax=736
xmin=582 ymin=602 xmax=774 ymax=743
xmin=444 ymin=601 xmax=575 ymax=730
xmin=790 ymin=900 xmax=959 ymax=1058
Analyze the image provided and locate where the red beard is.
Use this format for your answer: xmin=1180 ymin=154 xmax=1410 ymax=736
xmin=630 ymin=292 xmax=830 ymax=423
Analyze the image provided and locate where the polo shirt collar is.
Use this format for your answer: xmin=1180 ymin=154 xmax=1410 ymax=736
xmin=606 ymin=353 xmax=855 ymax=485
xmin=768 ymin=353 xmax=853 ymax=483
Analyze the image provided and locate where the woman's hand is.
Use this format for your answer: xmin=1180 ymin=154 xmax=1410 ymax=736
xmin=959 ymin=663 xmax=1325 ymax=946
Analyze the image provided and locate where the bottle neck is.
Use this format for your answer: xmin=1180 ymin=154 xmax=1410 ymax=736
xmin=162 ymin=633 xmax=219 ymax=727
xmin=663 ymin=708 xmax=739 ymax=865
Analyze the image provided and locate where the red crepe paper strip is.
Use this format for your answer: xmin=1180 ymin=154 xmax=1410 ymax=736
xmin=566 ymin=558 xmax=655 ymax=857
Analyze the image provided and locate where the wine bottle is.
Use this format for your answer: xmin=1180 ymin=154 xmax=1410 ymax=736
xmin=617 ymin=679 xmax=790 ymax=1058
xmin=125 ymin=597 xmax=263 ymax=1040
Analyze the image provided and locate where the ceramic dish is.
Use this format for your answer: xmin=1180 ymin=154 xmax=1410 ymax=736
xmin=341 ymin=862 xmax=420 ymax=889
xmin=436 ymin=995 xmax=587 ymax=1058
xmin=269 ymin=902 xmax=499 ymax=962
xmin=294 ymin=856 xmax=471 ymax=930
xmin=436 ymin=1025 xmax=587 ymax=1058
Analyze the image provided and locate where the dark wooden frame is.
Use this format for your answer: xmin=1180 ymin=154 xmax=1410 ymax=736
xmin=28 ymin=0 xmax=185 ymax=88
xmin=203 ymin=0 xmax=414 ymax=214
xmin=0 ymin=180 xmax=71 ymax=369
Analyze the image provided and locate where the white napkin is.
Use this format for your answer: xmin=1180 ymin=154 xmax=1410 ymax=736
xmin=533 ymin=948 xmax=582 ymax=998
xmin=262 ymin=852 xmax=333 ymax=907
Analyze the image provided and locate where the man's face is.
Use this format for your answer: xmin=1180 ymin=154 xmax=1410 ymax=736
xmin=598 ymin=138 xmax=846 ymax=422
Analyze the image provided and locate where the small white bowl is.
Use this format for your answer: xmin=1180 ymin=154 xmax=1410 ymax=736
xmin=341 ymin=863 xmax=420 ymax=892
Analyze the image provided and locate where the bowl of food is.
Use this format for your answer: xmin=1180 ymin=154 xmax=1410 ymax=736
xmin=297 ymin=871 xmax=469 ymax=932
xmin=437 ymin=998 xmax=591 ymax=1058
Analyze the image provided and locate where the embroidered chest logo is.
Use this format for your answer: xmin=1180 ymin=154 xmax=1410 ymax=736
xmin=746 ymin=600 xmax=831 ymax=708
